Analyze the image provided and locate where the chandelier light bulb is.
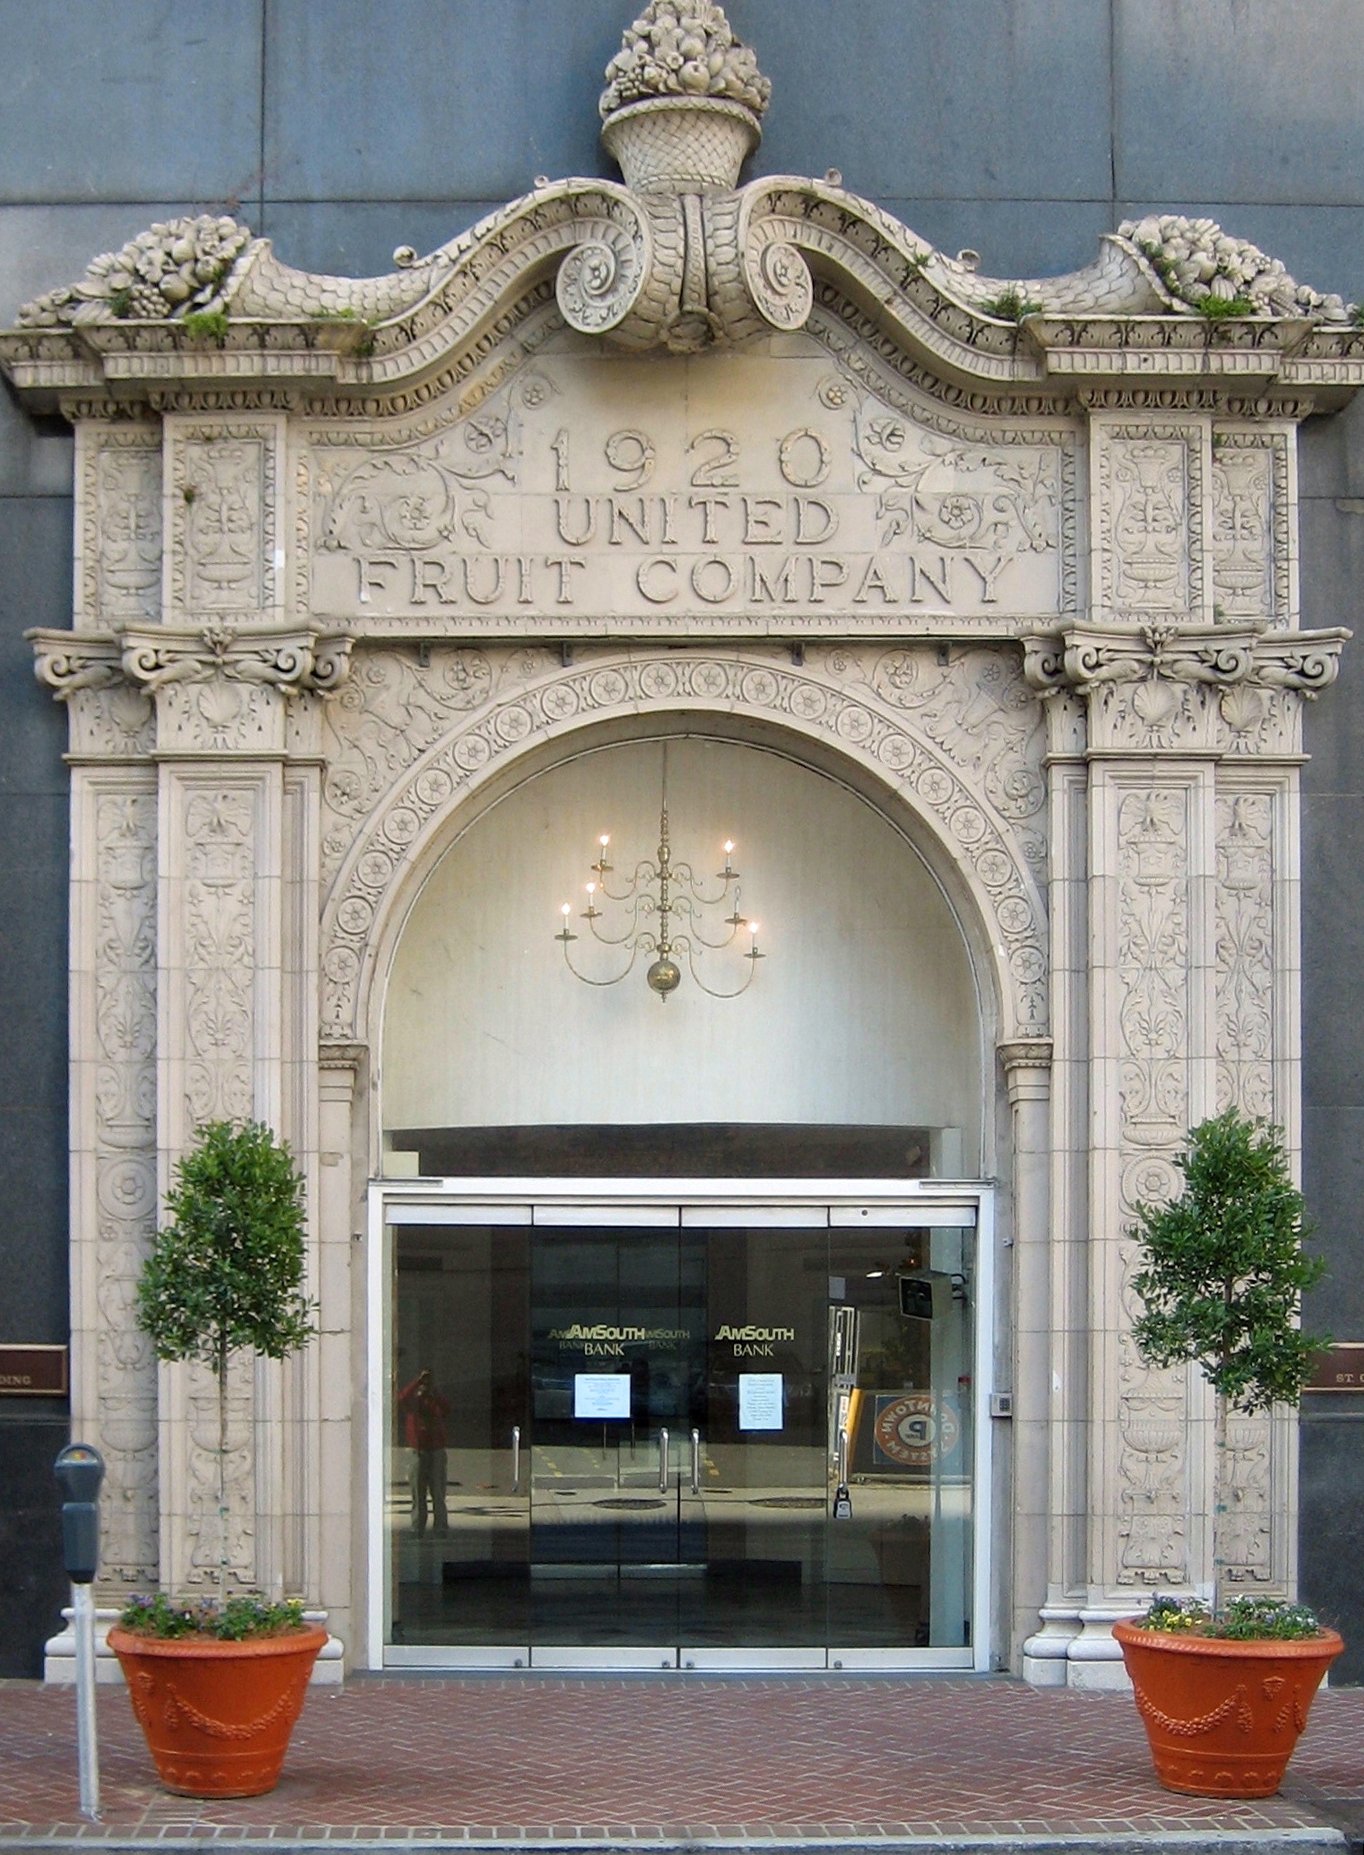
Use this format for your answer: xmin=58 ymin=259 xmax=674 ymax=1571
xmin=560 ymin=902 xmax=571 ymax=918
xmin=599 ymin=834 xmax=610 ymax=849
xmin=724 ymin=840 xmax=734 ymax=855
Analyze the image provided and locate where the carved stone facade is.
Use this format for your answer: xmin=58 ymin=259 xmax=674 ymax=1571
xmin=4 ymin=2 xmax=1359 ymax=1683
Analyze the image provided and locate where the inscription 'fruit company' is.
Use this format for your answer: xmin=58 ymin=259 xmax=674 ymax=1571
xmin=309 ymin=357 xmax=1069 ymax=628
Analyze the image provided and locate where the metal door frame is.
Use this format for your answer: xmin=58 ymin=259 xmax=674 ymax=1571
xmin=367 ymin=1177 xmax=995 ymax=1672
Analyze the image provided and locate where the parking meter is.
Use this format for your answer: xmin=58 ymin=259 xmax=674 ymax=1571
xmin=54 ymin=1443 xmax=105 ymax=1818
xmin=54 ymin=1443 xmax=104 ymax=1584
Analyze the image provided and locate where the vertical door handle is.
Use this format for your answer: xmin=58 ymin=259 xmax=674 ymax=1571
xmin=690 ymin=1427 xmax=701 ymax=1495
xmin=838 ymin=1426 xmax=849 ymax=1486
xmin=511 ymin=1424 xmax=521 ymax=1493
xmin=658 ymin=1426 xmax=670 ymax=1493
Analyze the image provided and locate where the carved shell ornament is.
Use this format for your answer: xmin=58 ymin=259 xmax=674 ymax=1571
xmin=3 ymin=0 xmax=1361 ymax=379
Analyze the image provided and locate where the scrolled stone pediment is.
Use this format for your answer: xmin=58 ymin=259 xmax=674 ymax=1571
xmin=4 ymin=3 xmax=1362 ymax=415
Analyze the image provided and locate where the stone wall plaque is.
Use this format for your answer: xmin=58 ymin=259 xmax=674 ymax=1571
xmin=0 ymin=1345 xmax=68 ymax=1396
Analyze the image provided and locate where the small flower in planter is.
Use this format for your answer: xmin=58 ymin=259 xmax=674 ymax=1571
xmin=1135 ymin=1592 xmax=1329 ymax=1641
xmin=118 ymin=1590 xmax=308 ymax=1640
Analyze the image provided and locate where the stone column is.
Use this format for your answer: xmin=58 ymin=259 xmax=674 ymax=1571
xmin=317 ymin=1042 xmax=367 ymax=1658
xmin=998 ymin=1038 xmax=1053 ymax=1670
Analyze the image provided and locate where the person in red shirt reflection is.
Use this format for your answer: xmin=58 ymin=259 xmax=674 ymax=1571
xmin=398 ymin=1367 xmax=451 ymax=1536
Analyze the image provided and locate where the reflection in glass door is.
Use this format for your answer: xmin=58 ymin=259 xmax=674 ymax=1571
xmin=382 ymin=1202 xmax=983 ymax=1667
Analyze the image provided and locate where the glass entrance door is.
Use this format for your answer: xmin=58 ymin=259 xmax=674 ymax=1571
xmin=382 ymin=1199 xmax=983 ymax=1668
xmin=528 ymin=1226 xmax=704 ymax=1660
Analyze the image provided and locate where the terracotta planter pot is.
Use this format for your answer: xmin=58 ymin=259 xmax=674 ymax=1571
xmin=108 ymin=1623 xmax=327 ymax=1798
xmin=1113 ymin=1617 xmax=1343 ymax=1798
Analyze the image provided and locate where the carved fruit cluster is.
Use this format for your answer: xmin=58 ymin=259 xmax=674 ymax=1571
xmin=19 ymin=215 xmax=252 ymax=327
xmin=600 ymin=0 xmax=771 ymax=118
xmin=1121 ymin=214 xmax=1353 ymax=322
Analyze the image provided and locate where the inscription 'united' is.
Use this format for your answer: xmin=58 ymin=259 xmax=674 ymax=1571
xmin=308 ymin=350 xmax=1072 ymax=634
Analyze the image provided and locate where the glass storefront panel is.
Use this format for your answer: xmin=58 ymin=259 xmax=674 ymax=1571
xmin=384 ymin=1206 xmax=979 ymax=1664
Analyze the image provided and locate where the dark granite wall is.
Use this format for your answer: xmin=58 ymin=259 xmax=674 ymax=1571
xmin=1 ymin=0 xmax=1361 ymax=1678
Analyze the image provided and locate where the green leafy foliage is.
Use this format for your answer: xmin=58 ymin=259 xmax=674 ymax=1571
xmin=1138 ymin=1592 xmax=1325 ymax=1640
xmin=181 ymin=308 xmax=230 ymax=345
xmin=136 ymin=1119 xmax=316 ymax=1375
xmin=1129 ymin=1110 xmax=1327 ymax=1414
xmin=119 ymin=1590 xmax=306 ymax=1640
xmin=1196 ymin=292 xmax=1256 ymax=320
xmin=978 ymin=286 xmax=1043 ymax=323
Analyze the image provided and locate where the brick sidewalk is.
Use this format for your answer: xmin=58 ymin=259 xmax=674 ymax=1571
xmin=0 ymin=1673 xmax=1359 ymax=1851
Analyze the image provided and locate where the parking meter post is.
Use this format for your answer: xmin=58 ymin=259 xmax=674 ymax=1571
xmin=72 ymin=1581 xmax=99 ymax=1818
xmin=54 ymin=1444 xmax=105 ymax=1821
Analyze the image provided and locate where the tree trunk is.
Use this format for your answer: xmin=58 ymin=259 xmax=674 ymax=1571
xmin=1213 ymin=1387 xmax=1228 ymax=1618
xmin=216 ymin=1342 xmax=228 ymax=1608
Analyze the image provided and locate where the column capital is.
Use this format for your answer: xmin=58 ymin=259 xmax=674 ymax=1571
xmin=998 ymin=1037 xmax=1052 ymax=1104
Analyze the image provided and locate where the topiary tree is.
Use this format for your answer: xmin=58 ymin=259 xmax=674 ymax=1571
xmin=136 ymin=1120 xmax=316 ymax=1600
xmin=1129 ymin=1108 xmax=1327 ymax=1616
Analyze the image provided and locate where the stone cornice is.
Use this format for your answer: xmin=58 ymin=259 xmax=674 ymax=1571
xmin=4 ymin=186 xmax=1361 ymax=417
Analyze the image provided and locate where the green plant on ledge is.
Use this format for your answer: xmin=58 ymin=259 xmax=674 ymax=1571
xmin=1196 ymin=292 xmax=1257 ymax=321
xmin=1128 ymin=1108 xmax=1328 ymax=1627
xmin=181 ymin=308 xmax=230 ymax=345
xmin=978 ymin=285 xmax=1042 ymax=323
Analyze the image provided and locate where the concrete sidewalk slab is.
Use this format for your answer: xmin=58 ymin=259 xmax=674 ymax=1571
xmin=0 ymin=1674 xmax=1358 ymax=1854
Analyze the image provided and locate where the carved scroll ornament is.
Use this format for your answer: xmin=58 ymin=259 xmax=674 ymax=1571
xmin=32 ymin=624 xmax=353 ymax=703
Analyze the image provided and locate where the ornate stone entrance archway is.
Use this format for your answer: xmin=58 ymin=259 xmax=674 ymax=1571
xmin=5 ymin=0 xmax=1360 ymax=1680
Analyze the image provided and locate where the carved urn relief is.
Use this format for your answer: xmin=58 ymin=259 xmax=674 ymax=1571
xmin=598 ymin=0 xmax=767 ymax=192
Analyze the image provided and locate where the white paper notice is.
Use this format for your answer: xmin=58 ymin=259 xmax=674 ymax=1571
xmin=738 ymin=1373 xmax=783 ymax=1431
xmin=574 ymin=1373 xmax=631 ymax=1420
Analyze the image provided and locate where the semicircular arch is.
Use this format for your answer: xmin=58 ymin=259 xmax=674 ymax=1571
xmin=318 ymin=645 xmax=1050 ymax=1054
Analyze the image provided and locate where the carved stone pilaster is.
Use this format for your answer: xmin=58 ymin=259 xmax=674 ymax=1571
xmin=1108 ymin=779 xmax=1200 ymax=1592
xmin=1212 ymin=780 xmax=1294 ymax=1595
xmin=75 ymin=776 xmax=160 ymax=1588
xmin=156 ymin=765 xmax=273 ymax=1595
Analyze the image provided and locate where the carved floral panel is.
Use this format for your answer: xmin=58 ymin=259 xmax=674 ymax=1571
xmin=169 ymin=422 xmax=278 ymax=619
xmin=1095 ymin=425 xmax=1203 ymax=619
xmin=78 ymin=426 xmax=162 ymax=626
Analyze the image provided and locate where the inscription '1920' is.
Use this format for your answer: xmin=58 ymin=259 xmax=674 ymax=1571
xmin=316 ymin=410 xmax=1063 ymax=621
